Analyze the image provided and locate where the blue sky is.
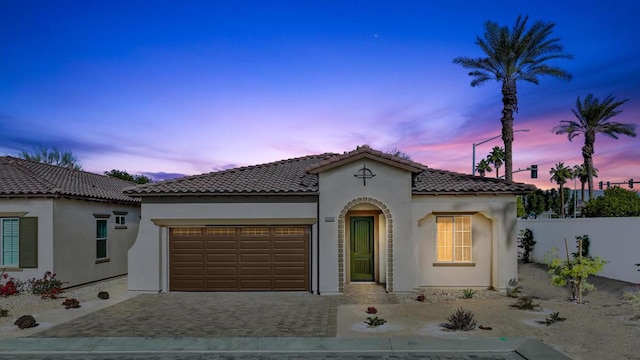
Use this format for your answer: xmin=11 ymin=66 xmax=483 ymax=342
xmin=1 ymin=1 xmax=638 ymax=189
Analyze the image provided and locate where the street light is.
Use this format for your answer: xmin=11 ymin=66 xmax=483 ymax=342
xmin=472 ymin=129 xmax=530 ymax=176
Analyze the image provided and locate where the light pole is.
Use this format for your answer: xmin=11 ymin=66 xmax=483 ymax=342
xmin=472 ymin=129 xmax=530 ymax=176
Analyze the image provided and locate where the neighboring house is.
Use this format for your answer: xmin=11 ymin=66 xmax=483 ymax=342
xmin=0 ymin=156 xmax=141 ymax=287
xmin=125 ymin=146 xmax=535 ymax=294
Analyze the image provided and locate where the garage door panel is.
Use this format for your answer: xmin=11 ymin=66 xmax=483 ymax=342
xmin=240 ymin=266 xmax=272 ymax=275
xmin=172 ymin=240 xmax=204 ymax=250
xmin=274 ymin=253 xmax=305 ymax=263
xmin=207 ymin=253 xmax=237 ymax=263
xmin=240 ymin=279 xmax=272 ymax=289
xmin=240 ymin=239 xmax=271 ymax=249
xmin=274 ymin=266 xmax=306 ymax=275
xmin=172 ymin=266 xmax=204 ymax=276
xmin=207 ymin=240 xmax=238 ymax=249
xmin=173 ymin=253 xmax=204 ymax=263
xmin=273 ymin=239 xmax=305 ymax=250
xmin=207 ymin=266 xmax=237 ymax=276
xmin=240 ymin=253 xmax=271 ymax=263
xmin=170 ymin=226 xmax=309 ymax=291
xmin=206 ymin=279 xmax=239 ymax=290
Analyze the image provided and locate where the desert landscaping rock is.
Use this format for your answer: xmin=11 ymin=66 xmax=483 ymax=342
xmin=14 ymin=315 xmax=38 ymax=329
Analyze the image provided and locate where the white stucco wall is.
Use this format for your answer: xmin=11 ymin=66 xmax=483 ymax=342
xmin=413 ymin=195 xmax=518 ymax=290
xmin=517 ymin=218 xmax=640 ymax=284
xmin=128 ymin=199 xmax=318 ymax=292
xmin=317 ymin=160 xmax=413 ymax=293
xmin=0 ymin=198 xmax=54 ymax=282
xmin=53 ymin=199 xmax=140 ymax=287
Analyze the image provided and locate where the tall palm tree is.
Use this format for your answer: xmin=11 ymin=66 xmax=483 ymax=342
xmin=549 ymin=162 xmax=573 ymax=217
xmin=454 ymin=15 xmax=572 ymax=182
xmin=554 ymin=94 xmax=637 ymax=200
xmin=486 ymin=146 xmax=505 ymax=178
xmin=475 ymin=159 xmax=492 ymax=177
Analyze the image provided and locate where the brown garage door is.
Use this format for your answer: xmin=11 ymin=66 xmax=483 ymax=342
xmin=169 ymin=226 xmax=309 ymax=291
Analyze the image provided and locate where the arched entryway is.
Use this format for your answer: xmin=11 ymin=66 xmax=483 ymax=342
xmin=337 ymin=197 xmax=393 ymax=292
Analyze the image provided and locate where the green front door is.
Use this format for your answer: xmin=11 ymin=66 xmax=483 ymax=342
xmin=350 ymin=216 xmax=374 ymax=281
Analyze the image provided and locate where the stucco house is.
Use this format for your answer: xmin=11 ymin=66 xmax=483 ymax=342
xmin=0 ymin=156 xmax=140 ymax=287
xmin=125 ymin=146 xmax=535 ymax=294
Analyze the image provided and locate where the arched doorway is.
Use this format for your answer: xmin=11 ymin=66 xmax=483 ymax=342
xmin=337 ymin=197 xmax=394 ymax=292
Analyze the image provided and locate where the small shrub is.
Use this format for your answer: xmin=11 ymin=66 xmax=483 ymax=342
xmin=14 ymin=315 xmax=38 ymax=329
xmin=546 ymin=238 xmax=607 ymax=304
xmin=0 ymin=271 xmax=20 ymax=297
xmin=462 ymin=289 xmax=475 ymax=299
xmin=441 ymin=307 xmax=477 ymax=331
xmin=29 ymin=271 xmax=66 ymax=299
xmin=365 ymin=317 xmax=386 ymax=327
xmin=624 ymin=290 xmax=640 ymax=304
xmin=365 ymin=306 xmax=377 ymax=314
xmin=540 ymin=312 xmax=566 ymax=326
xmin=62 ymin=298 xmax=81 ymax=309
xmin=506 ymin=278 xmax=521 ymax=298
xmin=518 ymin=228 xmax=536 ymax=263
xmin=0 ymin=307 xmax=8 ymax=317
xmin=510 ymin=296 xmax=541 ymax=310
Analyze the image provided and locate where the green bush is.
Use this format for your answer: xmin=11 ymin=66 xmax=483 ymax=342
xmin=582 ymin=187 xmax=640 ymax=217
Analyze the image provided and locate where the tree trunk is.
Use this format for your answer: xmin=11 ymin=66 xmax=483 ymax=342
xmin=583 ymin=132 xmax=596 ymax=200
xmin=559 ymin=184 xmax=565 ymax=217
xmin=501 ymin=79 xmax=518 ymax=182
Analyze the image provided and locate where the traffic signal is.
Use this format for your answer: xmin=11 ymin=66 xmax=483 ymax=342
xmin=607 ymin=181 xmax=610 ymax=189
xmin=598 ymin=181 xmax=603 ymax=190
xmin=530 ymin=165 xmax=538 ymax=179
xmin=630 ymin=179 xmax=634 ymax=189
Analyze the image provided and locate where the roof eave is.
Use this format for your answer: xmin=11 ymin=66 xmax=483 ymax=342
xmin=307 ymin=153 xmax=425 ymax=174
xmin=125 ymin=191 xmax=319 ymax=197
xmin=412 ymin=190 xmax=535 ymax=196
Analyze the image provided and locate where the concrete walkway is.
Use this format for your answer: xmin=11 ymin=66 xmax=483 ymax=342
xmin=0 ymin=336 xmax=569 ymax=359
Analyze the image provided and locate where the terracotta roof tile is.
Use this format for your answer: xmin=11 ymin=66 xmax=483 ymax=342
xmin=413 ymin=168 xmax=536 ymax=195
xmin=124 ymin=147 xmax=535 ymax=196
xmin=124 ymin=153 xmax=337 ymax=195
xmin=0 ymin=156 xmax=140 ymax=204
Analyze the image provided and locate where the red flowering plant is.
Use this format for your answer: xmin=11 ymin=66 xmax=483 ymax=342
xmin=29 ymin=271 xmax=66 ymax=299
xmin=0 ymin=270 xmax=22 ymax=297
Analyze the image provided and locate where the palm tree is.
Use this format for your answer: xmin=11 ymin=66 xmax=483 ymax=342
xmin=454 ymin=15 xmax=572 ymax=182
xmin=572 ymin=164 xmax=598 ymax=202
xmin=486 ymin=146 xmax=505 ymax=178
xmin=475 ymin=159 xmax=492 ymax=177
xmin=554 ymin=94 xmax=637 ymax=200
xmin=549 ymin=162 xmax=573 ymax=217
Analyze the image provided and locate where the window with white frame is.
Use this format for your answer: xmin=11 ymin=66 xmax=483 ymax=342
xmin=1 ymin=218 xmax=19 ymax=267
xmin=96 ymin=219 xmax=108 ymax=259
xmin=436 ymin=216 xmax=471 ymax=262
xmin=115 ymin=215 xmax=125 ymax=225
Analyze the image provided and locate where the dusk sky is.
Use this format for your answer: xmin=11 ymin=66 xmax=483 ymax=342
xmin=1 ymin=1 xmax=638 ymax=189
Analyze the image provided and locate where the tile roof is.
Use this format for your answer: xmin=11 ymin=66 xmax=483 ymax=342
xmin=306 ymin=145 xmax=426 ymax=174
xmin=0 ymin=156 xmax=140 ymax=204
xmin=124 ymin=146 xmax=536 ymax=196
xmin=124 ymin=154 xmax=337 ymax=196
